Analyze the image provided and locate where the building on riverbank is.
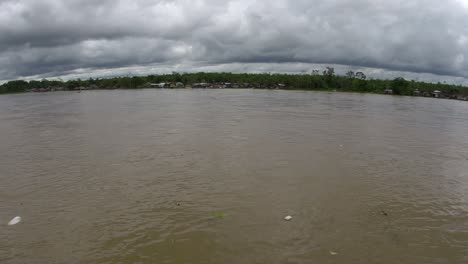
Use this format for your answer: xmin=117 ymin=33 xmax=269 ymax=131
xmin=384 ymin=89 xmax=393 ymax=94
xmin=150 ymin=83 xmax=170 ymax=88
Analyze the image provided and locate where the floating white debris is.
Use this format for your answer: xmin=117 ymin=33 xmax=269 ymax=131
xmin=8 ymin=216 xmax=21 ymax=226
xmin=329 ymin=251 xmax=338 ymax=256
xmin=339 ymin=144 xmax=344 ymax=148
xmin=284 ymin=215 xmax=292 ymax=221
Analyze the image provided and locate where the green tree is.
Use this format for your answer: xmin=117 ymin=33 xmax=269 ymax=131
xmin=391 ymin=77 xmax=409 ymax=95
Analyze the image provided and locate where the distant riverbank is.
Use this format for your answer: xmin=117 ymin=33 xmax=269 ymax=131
xmin=1 ymin=71 xmax=468 ymax=101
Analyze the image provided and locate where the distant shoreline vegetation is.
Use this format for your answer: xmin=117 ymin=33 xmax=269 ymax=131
xmin=1 ymin=68 xmax=467 ymax=101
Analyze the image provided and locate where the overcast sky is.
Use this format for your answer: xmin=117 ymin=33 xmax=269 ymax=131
xmin=1 ymin=0 xmax=468 ymax=84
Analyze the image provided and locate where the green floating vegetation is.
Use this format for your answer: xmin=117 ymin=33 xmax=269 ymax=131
xmin=213 ymin=212 xmax=226 ymax=219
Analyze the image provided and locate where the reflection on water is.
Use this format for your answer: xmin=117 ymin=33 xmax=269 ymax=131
xmin=1 ymin=90 xmax=468 ymax=264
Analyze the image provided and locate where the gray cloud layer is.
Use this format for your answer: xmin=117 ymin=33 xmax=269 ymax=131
xmin=1 ymin=0 xmax=468 ymax=83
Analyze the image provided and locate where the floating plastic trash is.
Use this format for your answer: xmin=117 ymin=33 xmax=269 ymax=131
xmin=329 ymin=251 xmax=338 ymax=256
xmin=8 ymin=216 xmax=21 ymax=226
xmin=284 ymin=215 xmax=292 ymax=221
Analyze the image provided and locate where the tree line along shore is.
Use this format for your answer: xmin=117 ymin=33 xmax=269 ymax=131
xmin=1 ymin=69 xmax=467 ymax=101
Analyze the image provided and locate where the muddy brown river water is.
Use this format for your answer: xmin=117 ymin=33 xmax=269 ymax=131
xmin=1 ymin=89 xmax=468 ymax=263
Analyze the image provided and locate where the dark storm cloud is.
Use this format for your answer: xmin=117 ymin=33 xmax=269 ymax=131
xmin=1 ymin=0 xmax=468 ymax=82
